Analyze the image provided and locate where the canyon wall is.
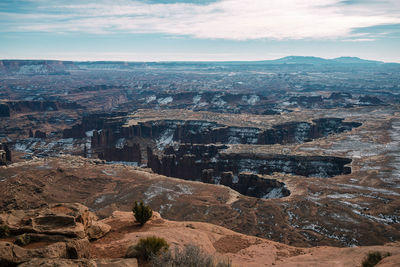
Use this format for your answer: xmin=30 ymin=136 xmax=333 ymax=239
xmin=147 ymin=145 xmax=290 ymax=199
xmin=148 ymin=145 xmax=352 ymax=180
xmin=0 ymin=143 xmax=11 ymax=165
xmin=1 ymin=101 xmax=83 ymax=117
xmin=62 ymin=115 xmax=360 ymax=168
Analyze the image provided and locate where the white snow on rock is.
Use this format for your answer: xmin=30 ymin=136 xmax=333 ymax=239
xmin=211 ymin=95 xmax=226 ymax=107
xmin=263 ymin=187 xmax=286 ymax=199
xmin=145 ymin=95 xmax=156 ymax=103
xmin=192 ymin=95 xmax=201 ymax=104
xmin=85 ymin=130 xmax=94 ymax=137
xmin=102 ymin=169 xmax=117 ymax=176
xmin=115 ymin=138 xmax=126 ymax=149
xmin=144 ymin=181 xmax=193 ymax=203
xmin=156 ymin=128 xmax=175 ymax=150
xmin=327 ymin=193 xmax=356 ymax=199
xmin=243 ymin=95 xmax=260 ymax=105
xmin=338 ymin=183 xmax=400 ymax=196
xmin=158 ymin=96 xmax=173 ymax=105
xmin=95 ymin=195 xmax=106 ymax=204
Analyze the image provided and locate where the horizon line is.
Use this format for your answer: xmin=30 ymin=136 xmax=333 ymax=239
xmin=0 ymin=56 xmax=398 ymax=64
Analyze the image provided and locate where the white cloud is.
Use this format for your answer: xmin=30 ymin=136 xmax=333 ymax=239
xmin=2 ymin=0 xmax=400 ymax=40
xmin=342 ymin=38 xmax=376 ymax=42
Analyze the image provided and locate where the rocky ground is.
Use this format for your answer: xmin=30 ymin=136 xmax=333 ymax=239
xmin=0 ymin=152 xmax=399 ymax=249
xmin=1 ymin=202 xmax=399 ymax=267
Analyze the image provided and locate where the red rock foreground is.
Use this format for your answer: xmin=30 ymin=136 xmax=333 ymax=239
xmin=1 ymin=203 xmax=399 ymax=267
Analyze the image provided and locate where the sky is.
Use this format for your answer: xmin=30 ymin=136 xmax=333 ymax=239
xmin=0 ymin=0 xmax=400 ymax=62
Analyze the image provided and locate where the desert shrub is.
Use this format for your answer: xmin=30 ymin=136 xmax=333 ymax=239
xmin=14 ymin=233 xmax=31 ymax=246
xmin=125 ymin=236 xmax=169 ymax=260
xmin=0 ymin=225 xmax=10 ymax=237
xmin=362 ymin=251 xmax=391 ymax=267
xmin=151 ymin=244 xmax=231 ymax=267
xmin=132 ymin=201 xmax=153 ymax=226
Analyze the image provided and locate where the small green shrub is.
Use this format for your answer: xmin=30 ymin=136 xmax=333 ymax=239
xmin=14 ymin=233 xmax=31 ymax=246
xmin=125 ymin=236 xmax=169 ymax=260
xmin=151 ymin=244 xmax=231 ymax=267
xmin=132 ymin=201 xmax=152 ymax=226
xmin=0 ymin=225 xmax=10 ymax=237
xmin=362 ymin=251 xmax=391 ymax=267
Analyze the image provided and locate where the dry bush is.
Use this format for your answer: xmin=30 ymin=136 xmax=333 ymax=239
xmin=151 ymin=244 xmax=231 ymax=267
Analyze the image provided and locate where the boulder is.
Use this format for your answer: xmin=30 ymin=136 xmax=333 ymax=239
xmin=17 ymin=258 xmax=139 ymax=267
xmin=0 ymin=241 xmax=29 ymax=266
xmin=87 ymin=221 xmax=111 ymax=240
xmin=66 ymin=239 xmax=91 ymax=259
xmin=94 ymin=258 xmax=138 ymax=267
xmin=0 ymin=241 xmax=68 ymax=266
xmin=0 ymin=203 xmax=92 ymax=238
xmin=18 ymin=258 xmax=96 ymax=267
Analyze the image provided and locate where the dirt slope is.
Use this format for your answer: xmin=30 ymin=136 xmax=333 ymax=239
xmin=91 ymin=211 xmax=400 ymax=267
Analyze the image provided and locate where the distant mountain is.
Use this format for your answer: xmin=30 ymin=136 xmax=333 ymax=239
xmin=264 ymin=56 xmax=384 ymax=65
xmin=267 ymin=56 xmax=332 ymax=64
xmin=332 ymin=57 xmax=382 ymax=64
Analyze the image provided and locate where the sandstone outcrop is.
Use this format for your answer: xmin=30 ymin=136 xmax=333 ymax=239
xmin=0 ymin=203 xmax=110 ymax=266
xmin=87 ymin=221 xmax=111 ymax=241
xmin=17 ymin=258 xmax=138 ymax=267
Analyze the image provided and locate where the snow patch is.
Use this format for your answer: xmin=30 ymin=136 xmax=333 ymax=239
xmin=158 ymin=96 xmax=173 ymax=105
xmin=192 ymin=95 xmax=201 ymax=104
xmin=263 ymin=187 xmax=286 ymax=199
xmin=102 ymin=169 xmax=117 ymax=176
xmin=156 ymin=128 xmax=175 ymax=150
xmin=145 ymin=95 xmax=156 ymax=103
xmin=115 ymin=138 xmax=126 ymax=149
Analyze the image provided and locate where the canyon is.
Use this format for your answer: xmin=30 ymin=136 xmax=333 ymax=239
xmin=1 ymin=59 xmax=400 ymax=266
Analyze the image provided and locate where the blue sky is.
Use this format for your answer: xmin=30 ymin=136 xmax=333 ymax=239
xmin=0 ymin=0 xmax=399 ymax=62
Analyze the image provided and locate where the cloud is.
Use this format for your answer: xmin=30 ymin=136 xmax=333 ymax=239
xmin=342 ymin=38 xmax=376 ymax=42
xmin=1 ymin=0 xmax=400 ymax=40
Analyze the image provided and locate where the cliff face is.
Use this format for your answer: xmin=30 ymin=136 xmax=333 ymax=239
xmin=126 ymin=118 xmax=361 ymax=146
xmin=261 ymin=118 xmax=362 ymax=144
xmin=62 ymin=115 xmax=360 ymax=167
xmin=34 ymin=130 xmax=46 ymax=139
xmin=91 ymin=128 xmax=141 ymax=163
xmin=148 ymin=148 xmax=290 ymax=199
xmin=97 ymin=144 xmax=141 ymax=163
xmin=8 ymin=101 xmax=59 ymax=112
xmin=148 ymin=145 xmax=351 ymax=179
xmin=63 ymin=114 xmax=361 ymax=148
xmin=0 ymin=143 xmax=11 ymax=165
xmin=147 ymin=143 xmax=352 ymax=198
xmin=0 ymin=104 xmax=10 ymax=117
xmin=147 ymin=145 xmax=294 ymax=199
xmin=1 ymin=101 xmax=84 ymax=118
xmin=63 ymin=112 xmax=127 ymax=139
xmin=219 ymin=153 xmax=352 ymax=177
